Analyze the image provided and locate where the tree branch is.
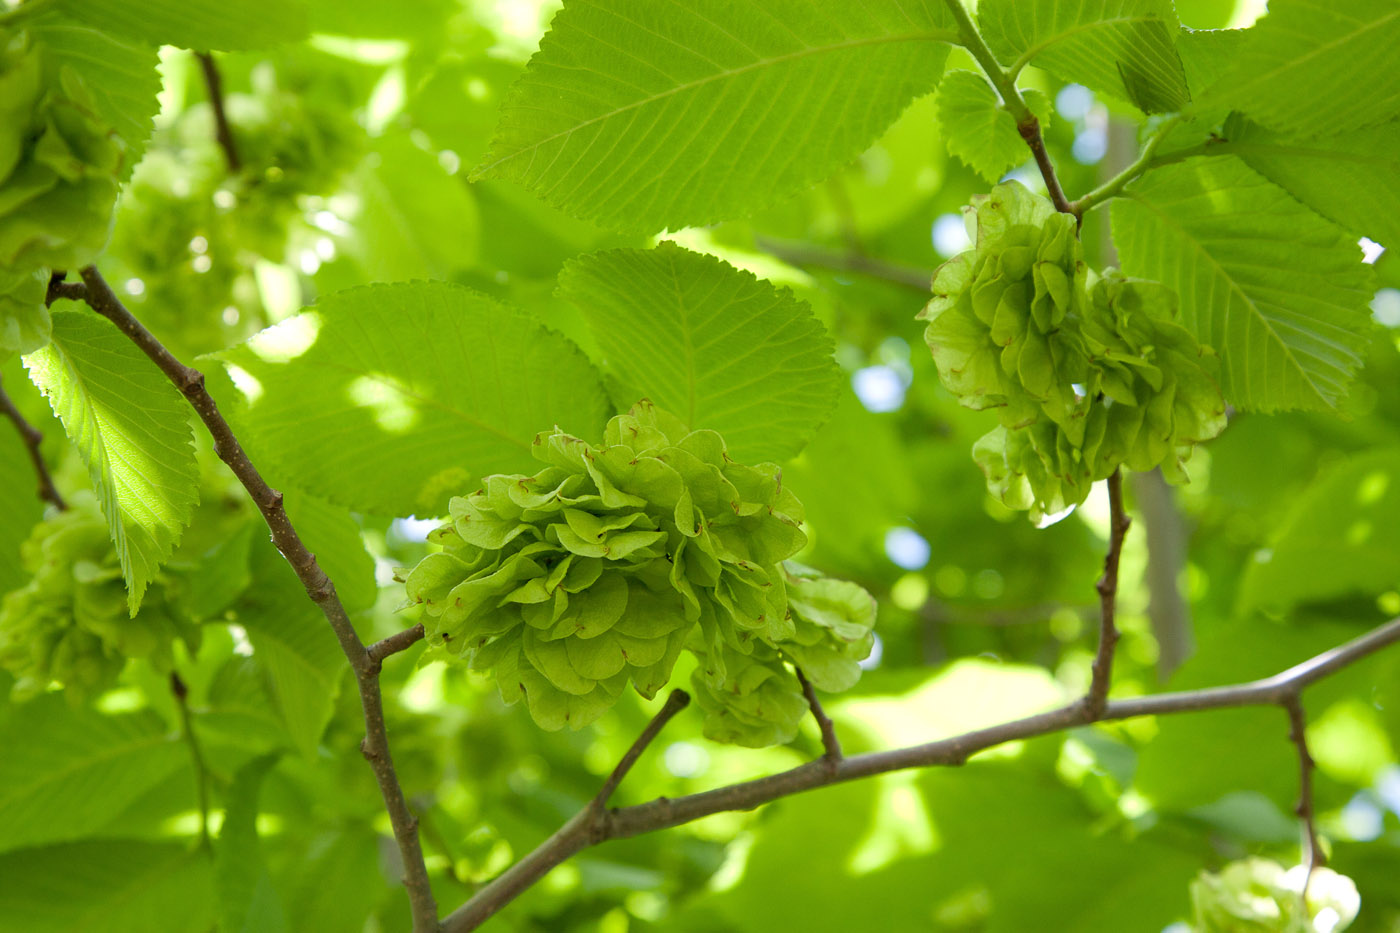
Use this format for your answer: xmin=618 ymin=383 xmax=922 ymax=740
xmin=69 ymin=267 xmax=438 ymax=933
xmin=1283 ymin=697 xmax=1322 ymax=893
xmin=0 ymin=375 xmax=66 ymax=511
xmin=196 ymin=52 xmax=241 ymax=173
xmin=754 ymin=236 xmax=934 ymax=290
xmin=442 ymin=613 xmax=1400 ymax=931
xmin=170 ymin=671 xmax=211 ymax=849
xmin=1068 ymin=115 xmax=1183 ymax=219
xmin=593 ymin=689 xmax=690 ymax=809
xmin=1085 ymin=470 xmax=1130 ymax=717
xmin=796 ymin=667 xmax=842 ymax=767
xmin=367 ymin=623 xmax=426 ymax=666
xmin=443 ymin=690 xmax=690 ymax=932
xmin=942 ymin=0 xmax=1074 ymax=214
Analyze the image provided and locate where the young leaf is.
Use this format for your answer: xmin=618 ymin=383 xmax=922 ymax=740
xmin=52 ymin=0 xmax=309 ymax=51
xmin=24 ymin=309 xmax=199 ymax=613
xmin=235 ymin=539 xmax=346 ymax=758
xmin=0 ymin=840 xmax=214 ymax=933
xmin=1110 ymin=157 xmax=1374 ymax=411
xmin=29 ymin=14 xmax=163 ymax=175
xmin=979 ymin=0 xmax=1188 ymax=113
xmin=216 ymin=755 xmax=287 ymax=933
xmin=1221 ymin=115 xmax=1400 ymax=247
xmin=0 ymin=696 xmax=187 ymax=853
xmin=474 ymin=0 xmax=958 ymax=233
xmin=338 ymin=132 xmax=480 ymax=284
xmin=212 ymin=281 xmax=610 ymax=517
xmin=1238 ymin=448 xmax=1400 ymax=615
xmin=936 ymin=71 xmax=1051 ymax=183
xmin=558 ymin=243 xmax=840 ymax=461
xmin=1206 ymin=0 xmax=1400 ymax=138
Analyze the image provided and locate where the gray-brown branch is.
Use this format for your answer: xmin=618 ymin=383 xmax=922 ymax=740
xmin=0 ymin=375 xmax=66 ymax=511
xmin=1284 ymin=697 xmax=1322 ymax=893
xmin=442 ymin=614 xmax=1400 ymax=932
xmin=67 ymin=267 xmax=437 ymax=933
xmin=196 ymin=52 xmax=241 ymax=173
xmin=1086 ymin=470 xmax=1131 ymax=717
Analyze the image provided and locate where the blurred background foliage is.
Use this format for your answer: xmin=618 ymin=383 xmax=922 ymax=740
xmin=5 ymin=0 xmax=1400 ymax=930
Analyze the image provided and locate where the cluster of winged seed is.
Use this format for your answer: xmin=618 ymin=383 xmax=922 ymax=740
xmin=0 ymin=498 xmax=195 ymax=702
xmin=0 ymin=27 xmax=124 ymax=355
xmin=405 ymin=401 xmax=876 ymax=746
xmin=919 ymin=182 xmax=1226 ymax=519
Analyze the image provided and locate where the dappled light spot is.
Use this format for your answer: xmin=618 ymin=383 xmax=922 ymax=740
xmin=884 ymin=527 xmax=930 ymax=569
xmin=348 ymin=374 xmax=421 ymax=433
xmin=1356 ymin=469 xmax=1390 ymax=506
xmin=223 ymin=362 xmax=263 ymax=404
xmin=853 ymin=365 xmax=905 ymax=412
xmin=890 ymin=572 xmax=928 ymax=611
xmin=246 ymin=311 xmax=322 ymax=363
xmin=844 ymin=778 xmax=937 ymax=875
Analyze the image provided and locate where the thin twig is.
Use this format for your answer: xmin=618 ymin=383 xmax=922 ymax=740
xmin=445 ymin=690 xmax=691 ymax=932
xmin=1069 ymin=115 xmax=1183 ymax=219
xmin=1283 ymin=696 xmax=1322 ymax=894
xmin=943 ymin=0 xmax=1073 ymax=214
xmin=0 ymin=376 xmax=66 ymax=511
xmin=70 ymin=267 xmax=438 ymax=933
xmin=442 ymin=615 xmax=1400 ymax=932
xmin=795 ymin=668 xmax=842 ymax=767
xmin=367 ymin=623 xmax=426 ymax=666
xmin=196 ymin=52 xmax=241 ymax=173
xmin=1086 ymin=470 xmax=1131 ymax=717
xmin=170 ymin=672 xmax=211 ymax=849
xmin=592 ymin=689 xmax=690 ymax=810
xmin=754 ymin=236 xmax=934 ymax=290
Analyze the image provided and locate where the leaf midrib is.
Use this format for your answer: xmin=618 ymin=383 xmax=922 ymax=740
xmin=475 ymin=29 xmax=958 ymax=176
xmin=1122 ymin=189 xmax=1329 ymax=406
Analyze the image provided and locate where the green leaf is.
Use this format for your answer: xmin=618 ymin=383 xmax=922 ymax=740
xmin=1206 ymin=0 xmax=1400 ymax=137
xmin=979 ymin=0 xmax=1188 ymax=113
xmin=24 ymin=309 xmax=199 ymax=613
xmin=213 ymin=281 xmax=610 ymax=517
xmin=1239 ymin=449 xmax=1400 ymax=614
xmin=235 ymin=540 xmax=345 ymax=758
xmin=936 ymin=71 xmax=1051 ymax=183
xmin=1221 ymin=115 xmax=1400 ymax=247
xmin=283 ymin=492 xmax=376 ymax=614
xmin=29 ymin=14 xmax=163 ymax=175
xmin=1110 ymin=156 xmax=1374 ymax=411
xmin=0 ymin=695 xmax=187 ymax=853
xmin=52 ymin=0 xmax=309 ymax=51
xmin=0 ymin=840 xmax=213 ymax=933
xmin=474 ymin=0 xmax=957 ymax=233
xmin=216 ymin=755 xmax=287 ymax=933
xmin=338 ymin=132 xmax=480 ymax=284
xmin=558 ymin=243 xmax=839 ymax=462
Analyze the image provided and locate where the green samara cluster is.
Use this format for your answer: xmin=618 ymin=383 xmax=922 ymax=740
xmin=1189 ymin=858 xmax=1358 ymax=932
xmin=919 ymin=182 xmax=1226 ymax=519
xmin=0 ymin=27 xmax=125 ymax=355
xmin=405 ymin=401 xmax=875 ymax=746
xmin=0 ymin=498 xmax=196 ymax=702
